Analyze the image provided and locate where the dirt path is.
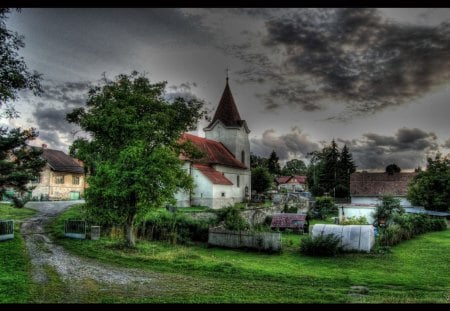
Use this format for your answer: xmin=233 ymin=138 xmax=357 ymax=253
xmin=21 ymin=201 xmax=163 ymax=292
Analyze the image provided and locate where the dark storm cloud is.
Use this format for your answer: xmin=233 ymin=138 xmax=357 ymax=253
xmin=344 ymin=127 xmax=438 ymax=169
xmin=250 ymin=127 xmax=319 ymax=160
xmin=443 ymin=138 xmax=450 ymax=148
xmin=40 ymin=80 xmax=91 ymax=108
xmin=235 ymin=8 xmax=450 ymax=118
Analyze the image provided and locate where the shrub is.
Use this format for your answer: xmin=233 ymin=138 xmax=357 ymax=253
xmin=215 ymin=206 xmax=249 ymax=231
xmin=340 ymin=216 xmax=368 ymax=225
xmin=311 ymin=196 xmax=337 ymax=220
xmin=300 ymin=234 xmax=340 ymax=257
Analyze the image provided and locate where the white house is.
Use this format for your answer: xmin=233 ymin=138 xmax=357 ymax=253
xmin=338 ymin=171 xmax=417 ymax=224
xmin=175 ymin=78 xmax=251 ymax=209
xmin=275 ymin=175 xmax=307 ymax=192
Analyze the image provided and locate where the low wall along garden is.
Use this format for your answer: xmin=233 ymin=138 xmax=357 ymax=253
xmin=208 ymin=226 xmax=281 ymax=252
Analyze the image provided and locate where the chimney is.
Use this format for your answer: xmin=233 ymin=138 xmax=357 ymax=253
xmin=42 ymin=144 xmax=47 ymax=149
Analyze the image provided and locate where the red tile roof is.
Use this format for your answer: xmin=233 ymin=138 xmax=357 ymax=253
xmin=275 ymin=175 xmax=307 ymax=185
xmin=42 ymin=148 xmax=84 ymax=174
xmin=350 ymin=172 xmax=417 ymax=197
xmin=208 ymin=81 xmax=242 ymax=128
xmin=193 ymin=164 xmax=233 ymax=185
xmin=180 ymin=133 xmax=246 ymax=169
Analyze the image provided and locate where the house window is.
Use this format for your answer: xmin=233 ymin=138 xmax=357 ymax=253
xmin=221 ymin=192 xmax=226 ymax=197
xmin=54 ymin=175 xmax=64 ymax=184
xmin=241 ymin=150 xmax=245 ymax=164
xmin=237 ymin=175 xmax=240 ymax=187
xmin=72 ymin=176 xmax=80 ymax=185
xmin=31 ymin=175 xmax=41 ymax=184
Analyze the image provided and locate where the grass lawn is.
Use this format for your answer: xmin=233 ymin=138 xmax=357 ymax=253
xmin=0 ymin=203 xmax=36 ymax=303
xmin=47 ymin=204 xmax=450 ymax=303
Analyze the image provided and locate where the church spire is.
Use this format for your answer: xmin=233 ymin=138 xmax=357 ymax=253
xmin=208 ymin=77 xmax=242 ymax=128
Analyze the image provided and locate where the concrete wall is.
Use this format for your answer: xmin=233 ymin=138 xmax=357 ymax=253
xmin=338 ymin=205 xmax=376 ymax=224
xmin=351 ymin=196 xmax=412 ymax=207
xmin=311 ymin=224 xmax=375 ymax=253
xmin=208 ymin=227 xmax=281 ymax=252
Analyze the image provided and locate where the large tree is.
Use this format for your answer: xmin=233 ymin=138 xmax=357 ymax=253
xmin=281 ymin=158 xmax=307 ymax=176
xmin=67 ymin=71 xmax=206 ymax=247
xmin=267 ymin=150 xmax=281 ymax=176
xmin=407 ymin=154 xmax=450 ymax=212
xmin=0 ymin=9 xmax=45 ymax=207
xmin=0 ymin=128 xmax=46 ymax=207
xmin=251 ymin=166 xmax=272 ymax=194
xmin=0 ymin=9 xmax=41 ymax=118
xmin=336 ymin=144 xmax=356 ymax=198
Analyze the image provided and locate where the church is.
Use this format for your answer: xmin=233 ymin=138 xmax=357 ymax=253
xmin=175 ymin=78 xmax=251 ymax=209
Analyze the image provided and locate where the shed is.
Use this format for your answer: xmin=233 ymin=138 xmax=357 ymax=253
xmin=270 ymin=213 xmax=309 ymax=233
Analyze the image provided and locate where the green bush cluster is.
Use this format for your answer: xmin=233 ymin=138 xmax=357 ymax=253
xmin=215 ymin=206 xmax=249 ymax=231
xmin=309 ymin=196 xmax=337 ymax=220
xmin=137 ymin=211 xmax=214 ymax=245
xmin=378 ymin=213 xmax=447 ymax=246
xmin=340 ymin=216 xmax=368 ymax=225
xmin=299 ymin=234 xmax=340 ymax=257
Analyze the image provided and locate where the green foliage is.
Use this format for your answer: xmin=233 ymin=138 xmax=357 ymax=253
xmin=250 ymin=153 xmax=268 ymax=169
xmin=0 ymin=128 xmax=46 ymax=207
xmin=283 ymin=203 xmax=298 ymax=213
xmin=281 ymin=159 xmax=307 ymax=176
xmin=340 ymin=216 xmax=368 ymax=225
xmin=251 ymin=166 xmax=272 ymax=194
xmin=306 ymin=141 xmax=355 ymax=198
xmin=407 ymin=154 xmax=450 ymax=212
xmin=373 ymin=195 xmax=404 ymax=226
xmin=385 ymin=163 xmax=401 ymax=175
xmin=378 ymin=213 xmax=447 ymax=246
xmin=0 ymin=9 xmax=42 ymax=118
xmin=267 ymin=150 xmax=281 ymax=175
xmin=216 ymin=206 xmax=249 ymax=231
xmin=310 ymin=196 xmax=337 ymax=219
xmin=138 ymin=210 xmax=214 ymax=244
xmin=299 ymin=234 xmax=340 ymax=256
xmin=66 ymin=71 xmax=206 ymax=246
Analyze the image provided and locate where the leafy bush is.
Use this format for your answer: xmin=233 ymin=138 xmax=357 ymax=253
xmin=300 ymin=234 xmax=340 ymax=256
xmin=215 ymin=206 xmax=249 ymax=231
xmin=138 ymin=211 xmax=214 ymax=244
xmin=310 ymin=196 xmax=337 ymax=220
xmin=340 ymin=216 xmax=368 ymax=225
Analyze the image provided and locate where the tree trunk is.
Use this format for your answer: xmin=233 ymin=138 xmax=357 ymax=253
xmin=125 ymin=213 xmax=136 ymax=247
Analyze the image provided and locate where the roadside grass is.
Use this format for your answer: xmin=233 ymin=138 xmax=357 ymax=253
xmin=49 ymin=205 xmax=450 ymax=303
xmin=0 ymin=203 xmax=36 ymax=303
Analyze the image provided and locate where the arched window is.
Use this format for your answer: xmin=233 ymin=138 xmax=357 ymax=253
xmin=241 ymin=150 xmax=245 ymax=164
xmin=237 ymin=175 xmax=240 ymax=187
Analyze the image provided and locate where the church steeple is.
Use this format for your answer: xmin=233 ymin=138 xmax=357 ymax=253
xmin=207 ymin=78 xmax=243 ymax=128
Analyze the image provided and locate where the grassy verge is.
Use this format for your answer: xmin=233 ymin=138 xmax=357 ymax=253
xmin=49 ymin=205 xmax=450 ymax=303
xmin=0 ymin=203 xmax=36 ymax=303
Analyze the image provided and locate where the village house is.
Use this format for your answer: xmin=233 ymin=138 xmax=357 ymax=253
xmin=275 ymin=175 xmax=307 ymax=192
xmin=338 ymin=171 xmax=417 ymax=223
xmin=175 ymin=78 xmax=251 ymax=209
xmin=29 ymin=145 xmax=86 ymax=200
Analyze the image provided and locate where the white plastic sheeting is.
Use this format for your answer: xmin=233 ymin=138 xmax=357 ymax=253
xmin=311 ymin=224 xmax=375 ymax=253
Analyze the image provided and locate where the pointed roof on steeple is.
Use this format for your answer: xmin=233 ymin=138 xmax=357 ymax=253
xmin=208 ymin=79 xmax=243 ymax=128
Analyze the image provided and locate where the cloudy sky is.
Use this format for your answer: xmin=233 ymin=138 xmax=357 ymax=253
xmin=4 ymin=8 xmax=450 ymax=170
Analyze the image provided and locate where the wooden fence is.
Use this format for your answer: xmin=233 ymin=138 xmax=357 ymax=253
xmin=208 ymin=227 xmax=281 ymax=252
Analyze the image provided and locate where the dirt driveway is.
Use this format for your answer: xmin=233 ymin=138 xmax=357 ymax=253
xmin=21 ymin=201 xmax=169 ymax=301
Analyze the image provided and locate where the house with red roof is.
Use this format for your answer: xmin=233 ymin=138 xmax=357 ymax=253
xmin=275 ymin=175 xmax=307 ymax=192
xmin=175 ymin=78 xmax=251 ymax=209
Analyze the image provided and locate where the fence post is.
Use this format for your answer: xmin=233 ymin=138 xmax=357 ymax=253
xmin=91 ymin=226 xmax=100 ymax=240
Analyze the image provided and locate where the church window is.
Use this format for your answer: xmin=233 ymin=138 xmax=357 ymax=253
xmin=221 ymin=192 xmax=226 ymax=197
xmin=237 ymin=175 xmax=240 ymax=187
xmin=241 ymin=150 xmax=245 ymax=164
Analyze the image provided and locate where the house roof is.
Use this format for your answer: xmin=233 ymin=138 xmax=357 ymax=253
xmin=275 ymin=175 xmax=307 ymax=185
xmin=350 ymin=172 xmax=417 ymax=197
xmin=180 ymin=133 xmax=247 ymax=169
xmin=193 ymin=164 xmax=233 ymax=185
xmin=42 ymin=148 xmax=84 ymax=174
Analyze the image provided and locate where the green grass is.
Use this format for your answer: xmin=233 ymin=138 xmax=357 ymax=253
xmin=47 ymin=205 xmax=450 ymax=303
xmin=0 ymin=203 xmax=36 ymax=303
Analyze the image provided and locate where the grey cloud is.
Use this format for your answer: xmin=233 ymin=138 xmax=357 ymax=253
xmin=40 ymin=80 xmax=91 ymax=108
xmin=250 ymin=127 xmax=319 ymax=160
xmin=233 ymin=8 xmax=450 ymax=118
xmin=443 ymin=138 xmax=450 ymax=148
xmin=348 ymin=127 xmax=438 ymax=169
